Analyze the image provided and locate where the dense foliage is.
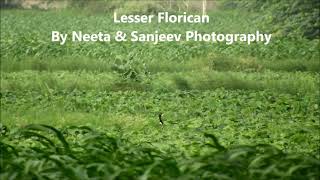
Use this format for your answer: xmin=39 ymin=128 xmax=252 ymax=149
xmin=1 ymin=124 xmax=319 ymax=179
xmin=1 ymin=10 xmax=319 ymax=61
xmin=1 ymin=1 xmax=319 ymax=179
xmin=223 ymin=0 xmax=320 ymax=39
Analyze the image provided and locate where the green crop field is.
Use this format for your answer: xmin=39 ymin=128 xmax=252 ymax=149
xmin=1 ymin=0 xmax=320 ymax=179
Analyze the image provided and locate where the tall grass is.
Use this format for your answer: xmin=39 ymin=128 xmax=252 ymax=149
xmin=1 ymin=124 xmax=319 ymax=179
xmin=1 ymin=70 xmax=318 ymax=95
xmin=1 ymin=6 xmax=319 ymax=180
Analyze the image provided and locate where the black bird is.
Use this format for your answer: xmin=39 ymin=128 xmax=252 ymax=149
xmin=158 ymin=113 xmax=164 ymax=126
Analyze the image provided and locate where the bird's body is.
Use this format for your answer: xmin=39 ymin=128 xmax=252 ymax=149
xmin=159 ymin=113 xmax=164 ymax=126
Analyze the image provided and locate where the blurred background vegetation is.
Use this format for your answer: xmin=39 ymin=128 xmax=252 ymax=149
xmin=1 ymin=0 xmax=319 ymax=39
xmin=1 ymin=1 xmax=319 ymax=179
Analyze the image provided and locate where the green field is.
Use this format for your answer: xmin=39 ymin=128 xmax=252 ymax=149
xmin=1 ymin=1 xmax=320 ymax=179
